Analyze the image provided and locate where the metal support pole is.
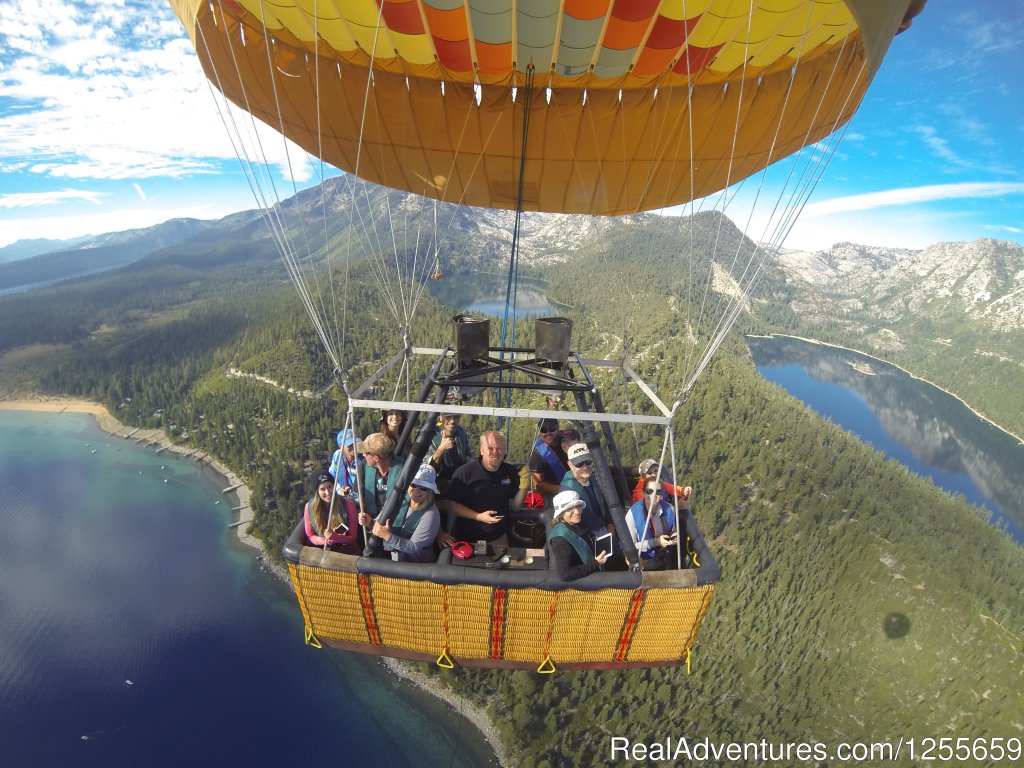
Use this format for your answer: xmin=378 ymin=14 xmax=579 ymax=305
xmin=589 ymin=387 xmax=631 ymax=504
xmin=396 ymin=350 xmax=446 ymax=456
xmin=573 ymin=391 xmax=640 ymax=567
xmin=362 ymin=383 xmax=449 ymax=556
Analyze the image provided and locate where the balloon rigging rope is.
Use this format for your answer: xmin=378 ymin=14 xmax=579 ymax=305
xmin=199 ymin=2 xmax=344 ymax=374
xmin=248 ymin=0 xmax=340 ymax=368
xmin=680 ymin=14 xmax=867 ymax=398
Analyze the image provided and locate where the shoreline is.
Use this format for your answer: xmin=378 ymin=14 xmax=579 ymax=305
xmin=754 ymin=334 xmax=1024 ymax=447
xmin=382 ymin=658 xmax=512 ymax=768
xmin=0 ymin=394 xmax=263 ymax=556
xmin=0 ymin=393 xmax=509 ymax=767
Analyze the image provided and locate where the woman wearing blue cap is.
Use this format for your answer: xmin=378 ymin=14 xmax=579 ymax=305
xmin=329 ymin=428 xmax=362 ymax=497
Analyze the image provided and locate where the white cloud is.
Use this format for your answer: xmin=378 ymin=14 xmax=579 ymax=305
xmin=802 ymin=182 xmax=1024 ymax=218
xmin=0 ymin=189 xmax=105 ymax=208
xmin=132 ymin=183 xmax=147 ymax=201
xmin=982 ymin=223 xmax=1023 ymax=235
xmin=0 ymin=0 xmax=302 ymax=184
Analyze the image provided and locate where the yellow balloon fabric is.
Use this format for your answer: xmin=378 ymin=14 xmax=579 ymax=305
xmin=171 ymin=0 xmax=918 ymax=215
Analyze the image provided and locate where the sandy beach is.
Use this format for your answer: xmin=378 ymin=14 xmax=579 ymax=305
xmin=0 ymin=393 xmax=508 ymax=766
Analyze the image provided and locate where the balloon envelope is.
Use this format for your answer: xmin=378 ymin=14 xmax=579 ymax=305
xmin=171 ymin=0 xmax=919 ymax=214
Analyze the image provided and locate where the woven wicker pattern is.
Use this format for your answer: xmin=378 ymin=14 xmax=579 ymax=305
xmin=293 ymin=565 xmax=370 ymax=645
xmin=627 ymin=584 xmax=716 ymax=662
xmin=291 ymin=564 xmax=715 ymax=666
xmin=501 ymin=588 xmax=556 ymax=663
xmin=445 ymin=583 xmax=495 ymax=660
xmin=549 ymin=588 xmax=637 ymax=664
xmin=372 ymin=576 xmax=447 ymax=654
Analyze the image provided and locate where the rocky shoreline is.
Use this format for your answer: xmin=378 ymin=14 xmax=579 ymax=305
xmin=0 ymin=394 xmax=509 ymax=767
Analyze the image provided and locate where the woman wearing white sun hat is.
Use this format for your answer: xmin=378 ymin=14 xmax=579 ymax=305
xmin=371 ymin=463 xmax=441 ymax=562
xmin=547 ymin=490 xmax=609 ymax=582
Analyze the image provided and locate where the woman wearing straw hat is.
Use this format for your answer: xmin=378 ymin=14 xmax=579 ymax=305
xmin=548 ymin=490 xmax=609 ymax=582
xmin=369 ymin=464 xmax=441 ymax=563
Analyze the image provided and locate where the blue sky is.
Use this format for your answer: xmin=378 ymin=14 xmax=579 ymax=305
xmin=0 ymin=1 xmax=1021 ymax=252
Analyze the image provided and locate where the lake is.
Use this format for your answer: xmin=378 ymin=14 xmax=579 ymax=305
xmin=427 ymin=271 xmax=564 ymax=318
xmin=0 ymin=410 xmax=497 ymax=768
xmin=747 ymin=335 xmax=1024 ymax=545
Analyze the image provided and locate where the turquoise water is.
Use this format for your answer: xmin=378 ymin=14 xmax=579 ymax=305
xmin=0 ymin=410 xmax=497 ymax=768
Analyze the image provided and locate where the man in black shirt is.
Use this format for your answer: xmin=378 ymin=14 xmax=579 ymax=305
xmin=439 ymin=430 xmax=528 ymax=546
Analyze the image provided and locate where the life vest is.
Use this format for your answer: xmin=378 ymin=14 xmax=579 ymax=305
xmin=330 ymin=450 xmax=361 ymax=491
xmin=385 ymin=502 xmax=433 ymax=553
xmin=534 ymin=438 xmax=566 ymax=481
xmin=629 ymin=498 xmax=676 ymax=548
xmin=362 ymin=457 xmax=409 ymax=520
xmin=306 ymin=496 xmax=356 ymax=540
xmin=560 ymin=472 xmax=608 ymax=534
xmin=431 ymin=427 xmax=470 ymax=475
xmin=549 ymin=521 xmax=594 ymax=564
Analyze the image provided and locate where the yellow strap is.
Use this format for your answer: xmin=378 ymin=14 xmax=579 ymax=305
xmin=304 ymin=625 xmax=322 ymax=649
xmin=686 ymin=647 xmax=692 ymax=674
xmin=687 ymin=536 xmax=701 ymax=568
xmin=536 ymin=655 xmax=556 ymax=674
xmin=436 ymin=649 xmax=455 ymax=669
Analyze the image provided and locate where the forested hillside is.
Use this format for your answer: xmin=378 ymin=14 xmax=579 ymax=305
xmin=1 ymin=203 xmax=1021 ymax=768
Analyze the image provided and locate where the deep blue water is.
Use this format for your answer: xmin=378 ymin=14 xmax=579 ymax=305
xmin=748 ymin=336 xmax=1024 ymax=545
xmin=0 ymin=411 xmax=496 ymax=768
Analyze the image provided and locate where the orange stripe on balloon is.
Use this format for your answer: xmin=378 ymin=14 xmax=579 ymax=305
xmin=602 ymin=15 xmax=651 ymax=51
xmin=421 ymin=4 xmax=468 ymax=42
xmin=563 ymin=0 xmax=612 ymax=22
xmin=475 ymin=40 xmax=512 ymax=74
xmin=632 ymin=45 xmax=676 ymax=76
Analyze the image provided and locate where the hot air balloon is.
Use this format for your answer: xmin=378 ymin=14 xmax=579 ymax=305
xmin=170 ymin=0 xmax=926 ymax=671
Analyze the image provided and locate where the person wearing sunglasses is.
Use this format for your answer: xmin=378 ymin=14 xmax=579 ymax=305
xmin=370 ymin=464 xmax=441 ymax=563
xmin=527 ymin=417 xmax=568 ymax=500
xmin=559 ymin=442 xmax=614 ymax=544
xmin=626 ymin=481 xmax=683 ymax=569
xmin=631 ymin=458 xmax=691 ymax=505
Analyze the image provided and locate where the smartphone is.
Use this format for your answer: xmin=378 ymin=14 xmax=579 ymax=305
xmin=594 ymin=532 xmax=613 ymax=555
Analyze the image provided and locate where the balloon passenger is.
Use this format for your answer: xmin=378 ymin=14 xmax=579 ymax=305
xmin=439 ymin=431 xmax=528 ymax=548
xmin=527 ymin=418 xmax=567 ymax=497
xmin=303 ymin=471 xmax=360 ymax=554
xmin=627 ymin=480 xmax=681 ymax=569
xmin=379 ymin=409 xmax=407 ymax=455
xmin=558 ymin=428 xmax=580 ymax=456
xmin=355 ymin=432 xmax=409 ymax=526
xmin=329 ymin=428 xmax=362 ymax=497
xmin=428 ymin=413 xmax=470 ymax=487
xmin=548 ymin=490 xmax=608 ymax=582
xmin=559 ymin=443 xmax=613 ymax=540
xmin=372 ymin=464 xmax=441 ymax=563
xmin=632 ymin=458 xmax=691 ymax=505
